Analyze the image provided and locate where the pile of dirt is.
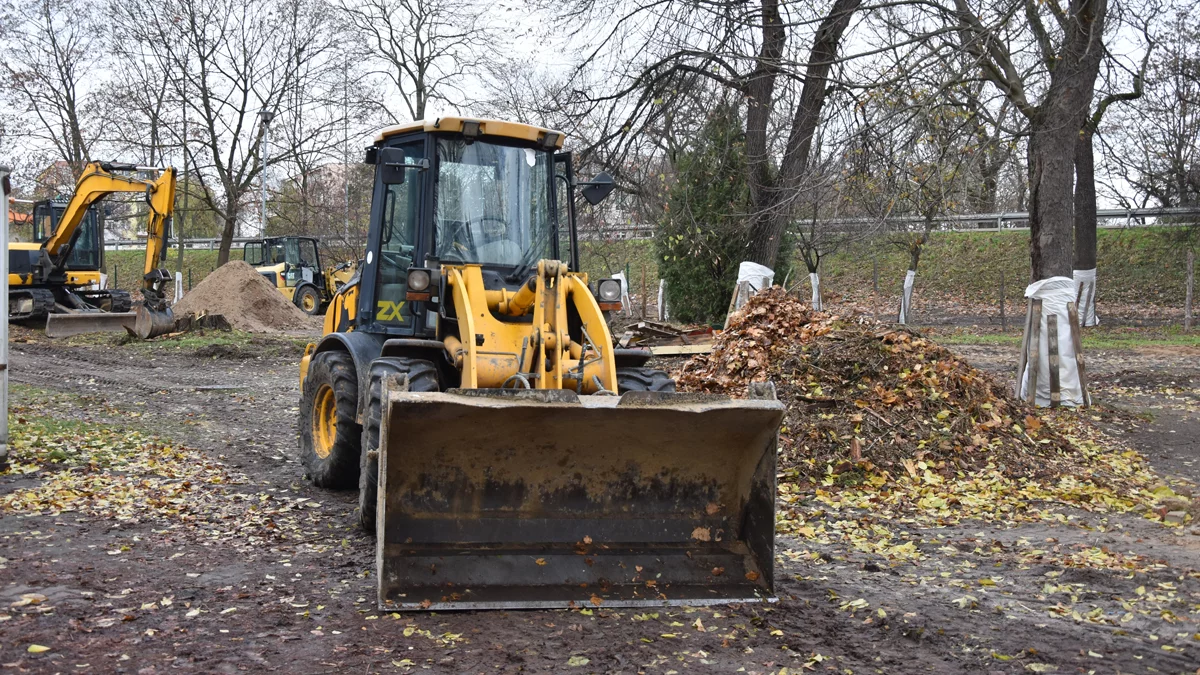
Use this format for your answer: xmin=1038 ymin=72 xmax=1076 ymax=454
xmin=172 ymin=261 xmax=313 ymax=333
xmin=677 ymin=287 xmax=1081 ymax=483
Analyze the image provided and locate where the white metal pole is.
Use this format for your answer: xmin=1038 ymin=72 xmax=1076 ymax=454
xmin=1 ymin=166 xmax=11 ymax=469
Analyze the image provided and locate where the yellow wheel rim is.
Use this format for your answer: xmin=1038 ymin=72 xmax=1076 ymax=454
xmin=301 ymin=293 xmax=317 ymax=312
xmin=312 ymin=384 xmax=337 ymax=459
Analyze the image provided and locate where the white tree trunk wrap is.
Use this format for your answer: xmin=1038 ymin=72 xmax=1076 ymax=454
xmin=898 ymin=269 xmax=916 ymax=325
xmin=657 ymin=279 xmax=668 ymax=321
xmin=612 ymin=272 xmax=633 ymax=316
xmin=1072 ymin=268 xmax=1098 ymax=326
xmin=809 ymin=272 xmax=822 ymax=311
xmin=1020 ymin=276 xmax=1086 ymax=407
xmin=737 ymin=262 xmax=775 ymax=291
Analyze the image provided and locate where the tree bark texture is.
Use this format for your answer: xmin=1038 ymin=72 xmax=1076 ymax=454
xmin=1073 ymin=127 xmax=1098 ymax=271
xmin=1026 ymin=0 xmax=1107 ymax=281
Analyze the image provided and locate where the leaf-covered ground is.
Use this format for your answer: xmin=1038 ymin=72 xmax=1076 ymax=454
xmin=1 ymin=323 xmax=1200 ymax=673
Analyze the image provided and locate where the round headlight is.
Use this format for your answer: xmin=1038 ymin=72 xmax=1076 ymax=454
xmin=598 ymin=279 xmax=622 ymax=301
xmin=407 ymin=269 xmax=431 ymax=292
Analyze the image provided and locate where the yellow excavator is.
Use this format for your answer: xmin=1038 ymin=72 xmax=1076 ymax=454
xmin=8 ymin=162 xmax=177 ymax=338
xmin=297 ymin=118 xmax=784 ymax=611
xmin=243 ymin=236 xmax=357 ymax=315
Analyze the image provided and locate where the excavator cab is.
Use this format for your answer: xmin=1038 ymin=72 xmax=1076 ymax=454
xmin=298 ymin=118 xmax=783 ymax=611
xmin=32 ymin=200 xmax=104 ymax=271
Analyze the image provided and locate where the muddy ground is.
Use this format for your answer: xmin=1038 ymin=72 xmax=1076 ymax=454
xmin=1 ymin=328 xmax=1199 ymax=674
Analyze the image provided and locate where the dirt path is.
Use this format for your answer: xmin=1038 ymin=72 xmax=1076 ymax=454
xmin=2 ymin=336 xmax=1200 ymax=673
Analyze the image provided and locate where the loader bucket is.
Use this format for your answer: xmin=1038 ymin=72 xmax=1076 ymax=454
xmin=375 ymin=386 xmax=785 ymax=611
xmin=44 ymin=311 xmax=137 ymax=338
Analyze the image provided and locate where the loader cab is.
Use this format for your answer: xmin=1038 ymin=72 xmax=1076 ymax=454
xmin=243 ymin=235 xmax=330 ymax=314
xmin=244 ymin=236 xmax=322 ymax=286
xmin=33 ymin=199 xmax=103 ymax=271
xmin=356 ymin=118 xmax=610 ymax=337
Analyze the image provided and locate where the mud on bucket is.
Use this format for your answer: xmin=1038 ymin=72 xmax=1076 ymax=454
xmin=374 ymin=385 xmax=785 ymax=611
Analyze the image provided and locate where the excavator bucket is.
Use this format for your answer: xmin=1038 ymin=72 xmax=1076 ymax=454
xmin=375 ymin=385 xmax=784 ymax=611
xmin=44 ymin=311 xmax=137 ymax=338
xmin=134 ymin=305 xmax=175 ymax=339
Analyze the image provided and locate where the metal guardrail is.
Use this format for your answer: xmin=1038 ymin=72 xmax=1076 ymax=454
xmin=105 ymin=236 xmax=262 ymax=251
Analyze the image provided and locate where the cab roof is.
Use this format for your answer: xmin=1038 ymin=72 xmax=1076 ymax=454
xmin=374 ymin=117 xmax=566 ymax=149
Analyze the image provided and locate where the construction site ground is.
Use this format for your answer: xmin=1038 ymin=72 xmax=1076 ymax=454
xmin=1 ymin=325 xmax=1199 ymax=674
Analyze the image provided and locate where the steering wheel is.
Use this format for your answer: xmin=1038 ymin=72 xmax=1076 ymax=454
xmin=379 ymin=250 xmax=410 ymax=269
xmin=474 ymin=216 xmax=511 ymax=238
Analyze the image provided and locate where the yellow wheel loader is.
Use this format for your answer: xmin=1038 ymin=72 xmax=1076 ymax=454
xmin=8 ymin=162 xmax=177 ymax=338
xmin=242 ymin=235 xmax=357 ymax=315
xmin=298 ymin=118 xmax=783 ymax=610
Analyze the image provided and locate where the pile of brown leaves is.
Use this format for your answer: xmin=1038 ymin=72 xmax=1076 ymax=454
xmin=678 ymin=287 xmax=1084 ymax=484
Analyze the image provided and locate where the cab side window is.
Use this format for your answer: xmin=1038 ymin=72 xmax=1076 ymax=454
xmin=373 ymin=141 xmax=424 ymax=326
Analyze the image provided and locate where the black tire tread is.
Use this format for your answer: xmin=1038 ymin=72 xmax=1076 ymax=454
xmin=295 ymin=285 xmax=322 ymax=315
xmin=107 ymin=290 xmax=133 ymax=313
xmin=359 ymin=357 xmax=440 ymax=532
xmin=615 ymin=367 xmax=676 ymax=393
xmin=299 ymin=351 xmax=362 ymax=489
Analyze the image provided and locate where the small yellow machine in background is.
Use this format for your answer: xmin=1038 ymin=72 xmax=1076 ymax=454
xmin=243 ymin=236 xmax=355 ymax=315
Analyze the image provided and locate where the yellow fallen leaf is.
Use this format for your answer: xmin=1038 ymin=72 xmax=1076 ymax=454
xmin=27 ymin=644 xmax=50 ymax=653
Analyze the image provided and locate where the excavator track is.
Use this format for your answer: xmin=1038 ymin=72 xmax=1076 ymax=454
xmin=78 ymin=289 xmax=133 ymax=313
xmin=9 ymin=288 xmax=57 ymax=321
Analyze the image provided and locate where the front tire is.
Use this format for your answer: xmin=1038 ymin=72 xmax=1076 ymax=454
xmin=616 ymin=367 xmax=676 ymax=393
xmin=359 ymin=358 xmax=441 ymax=532
xmin=299 ymin=351 xmax=362 ymax=488
xmin=294 ymin=285 xmax=321 ymax=315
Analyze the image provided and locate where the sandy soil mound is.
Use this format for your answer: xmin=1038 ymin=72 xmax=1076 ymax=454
xmin=173 ymin=261 xmax=313 ymax=333
xmin=678 ymin=287 xmax=1082 ymax=483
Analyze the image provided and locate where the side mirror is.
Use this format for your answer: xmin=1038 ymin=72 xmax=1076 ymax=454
xmin=580 ymin=172 xmax=616 ymax=205
xmin=378 ymin=147 xmax=429 ymax=185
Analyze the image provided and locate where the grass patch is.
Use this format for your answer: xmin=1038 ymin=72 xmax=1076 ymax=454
xmin=62 ymin=328 xmax=310 ymax=357
xmin=103 ymin=249 xmax=243 ymax=294
xmin=822 ymin=228 xmax=1193 ymax=307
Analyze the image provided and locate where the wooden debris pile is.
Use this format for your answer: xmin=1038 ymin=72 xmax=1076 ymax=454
xmin=678 ymin=287 xmax=1088 ymax=484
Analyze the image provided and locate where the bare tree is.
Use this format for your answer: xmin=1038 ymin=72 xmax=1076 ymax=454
xmin=1103 ymin=7 xmax=1199 ymax=209
xmin=1071 ymin=7 xmax=1154 ymax=326
xmin=340 ymin=0 xmax=493 ymax=121
xmin=545 ymin=0 xmax=868 ymax=273
xmin=1 ymin=0 xmax=106 ymax=177
xmin=946 ymin=0 xmax=1109 ymax=282
xmin=115 ymin=0 xmax=352 ymax=265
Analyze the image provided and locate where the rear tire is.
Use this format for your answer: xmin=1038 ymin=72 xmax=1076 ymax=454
xmin=294 ymin=285 xmax=321 ymax=315
xmin=359 ymin=357 xmax=440 ymax=532
xmin=616 ymin=367 xmax=676 ymax=393
xmin=299 ymin=351 xmax=362 ymax=488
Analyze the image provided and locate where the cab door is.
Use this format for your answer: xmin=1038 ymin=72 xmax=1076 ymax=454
xmin=358 ymin=136 xmax=430 ymax=335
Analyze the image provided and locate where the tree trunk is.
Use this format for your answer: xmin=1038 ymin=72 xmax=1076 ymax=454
xmin=217 ymin=207 xmax=238 ymax=266
xmin=1073 ymin=128 xmax=1098 ymax=270
xmin=1073 ymin=127 xmax=1100 ymax=325
xmin=743 ymin=0 xmax=861 ymax=268
xmin=1026 ymin=113 xmax=1079 ymax=281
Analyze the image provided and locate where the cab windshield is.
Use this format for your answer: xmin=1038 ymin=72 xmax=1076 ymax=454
xmin=434 ymin=139 xmax=553 ymax=267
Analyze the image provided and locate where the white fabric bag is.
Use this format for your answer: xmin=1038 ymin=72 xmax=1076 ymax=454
xmin=1019 ymin=276 xmax=1087 ymax=407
